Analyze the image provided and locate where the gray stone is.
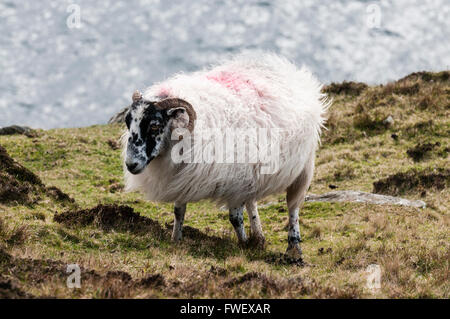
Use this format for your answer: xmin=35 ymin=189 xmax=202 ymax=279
xmin=259 ymin=190 xmax=426 ymax=209
xmin=108 ymin=106 xmax=130 ymax=124
xmin=0 ymin=125 xmax=35 ymax=137
xmin=383 ymin=115 xmax=394 ymax=126
xmin=306 ymin=190 xmax=425 ymax=208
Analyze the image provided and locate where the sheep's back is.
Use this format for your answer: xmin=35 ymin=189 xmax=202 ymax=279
xmin=131 ymin=53 xmax=327 ymax=206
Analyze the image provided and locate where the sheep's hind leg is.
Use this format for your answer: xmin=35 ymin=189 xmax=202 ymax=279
xmin=286 ymin=207 xmax=302 ymax=260
xmin=229 ymin=206 xmax=247 ymax=246
xmin=245 ymin=200 xmax=265 ymax=249
xmin=171 ymin=202 xmax=186 ymax=242
xmin=285 ymin=152 xmax=315 ymax=262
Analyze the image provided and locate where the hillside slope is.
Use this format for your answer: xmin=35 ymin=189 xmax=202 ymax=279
xmin=0 ymin=71 xmax=448 ymax=298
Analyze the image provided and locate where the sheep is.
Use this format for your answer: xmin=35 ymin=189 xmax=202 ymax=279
xmin=122 ymin=52 xmax=328 ymax=260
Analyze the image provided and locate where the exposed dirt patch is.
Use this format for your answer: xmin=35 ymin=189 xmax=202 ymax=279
xmin=107 ymin=139 xmax=120 ymax=150
xmin=0 ymin=145 xmax=42 ymax=186
xmin=54 ymin=204 xmax=166 ymax=236
xmin=136 ymin=274 xmax=165 ymax=288
xmin=0 ymin=145 xmax=42 ymax=204
xmin=0 ymin=145 xmax=75 ymax=205
xmin=373 ymin=168 xmax=450 ymax=195
xmin=0 ymin=275 xmax=33 ymax=298
xmin=406 ymin=142 xmax=440 ymax=162
xmin=46 ymin=186 xmax=75 ymax=203
xmin=322 ymin=81 xmax=368 ymax=96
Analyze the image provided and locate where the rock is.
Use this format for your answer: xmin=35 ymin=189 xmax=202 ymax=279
xmin=0 ymin=125 xmax=36 ymax=137
xmin=383 ymin=115 xmax=394 ymax=126
xmin=108 ymin=106 xmax=130 ymax=124
xmin=305 ymin=190 xmax=426 ymax=208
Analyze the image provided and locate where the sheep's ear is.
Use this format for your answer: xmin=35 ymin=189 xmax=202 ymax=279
xmin=167 ymin=107 xmax=190 ymax=130
xmin=166 ymin=107 xmax=185 ymax=117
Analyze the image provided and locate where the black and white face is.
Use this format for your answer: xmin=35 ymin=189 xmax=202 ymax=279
xmin=124 ymin=100 xmax=170 ymax=174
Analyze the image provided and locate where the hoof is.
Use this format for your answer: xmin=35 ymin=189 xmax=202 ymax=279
xmin=237 ymin=239 xmax=248 ymax=248
xmin=247 ymin=235 xmax=266 ymax=250
xmin=284 ymin=245 xmax=304 ymax=265
xmin=171 ymin=235 xmax=183 ymax=242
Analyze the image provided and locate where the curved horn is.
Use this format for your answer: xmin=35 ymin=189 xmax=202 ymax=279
xmin=132 ymin=90 xmax=143 ymax=102
xmin=155 ymin=98 xmax=197 ymax=132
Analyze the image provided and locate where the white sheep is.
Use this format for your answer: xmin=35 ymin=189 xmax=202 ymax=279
xmin=122 ymin=52 xmax=328 ymax=260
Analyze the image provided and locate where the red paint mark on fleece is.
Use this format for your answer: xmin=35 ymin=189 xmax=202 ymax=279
xmin=206 ymin=71 xmax=264 ymax=97
xmin=157 ymin=87 xmax=171 ymax=98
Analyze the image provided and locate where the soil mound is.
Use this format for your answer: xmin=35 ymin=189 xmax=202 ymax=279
xmin=406 ymin=142 xmax=440 ymax=162
xmin=54 ymin=204 xmax=165 ymax=235
xmin=0 ymin=275 xmax=33 ymax=298
xmin=0 ymin=145 xmax=41 ymax=185
xmin=46 ymin=186 xmax=75 ymax=203
xmin=373 ymin=168 xmax=449 ymax=195
xmin=0 ymin=125 xmax=36 ymax=137
xmin=0 ymin=145 xmax=74 ymax=205
xmin=322 ymin=81 xmax=368 ymax=96
xmin=0 ymin=145 xmax=42 ymax=204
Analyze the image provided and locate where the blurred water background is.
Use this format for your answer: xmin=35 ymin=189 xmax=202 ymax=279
xmin=0 ymin=0 xmax=449 ymax=129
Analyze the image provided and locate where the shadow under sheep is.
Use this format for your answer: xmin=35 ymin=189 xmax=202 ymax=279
xmin=53 ymin=204 xmax=293 ymax=264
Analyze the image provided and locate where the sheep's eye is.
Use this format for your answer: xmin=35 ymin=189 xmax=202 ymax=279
xmin=151 ymin=125 xmax=159 ymax=131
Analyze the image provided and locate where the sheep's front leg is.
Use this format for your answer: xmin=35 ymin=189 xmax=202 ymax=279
xmin=171 ymin=202 xmax=186 ymax=242
xmin=245 ymin=200 xmax=265 ymax=248
xmin=229 ymin=206 xmax=247 ymax=245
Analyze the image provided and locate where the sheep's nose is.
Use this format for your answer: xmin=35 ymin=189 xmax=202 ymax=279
xmin=126 ymin=161 xmax=138 ymax=172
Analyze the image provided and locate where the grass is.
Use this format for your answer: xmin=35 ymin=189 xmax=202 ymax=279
xmin=0 ymin=71 xmax=449 ymax=298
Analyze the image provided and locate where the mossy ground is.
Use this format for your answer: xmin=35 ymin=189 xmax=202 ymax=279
xmin=0 ymin=71 xmax=448 ymax=298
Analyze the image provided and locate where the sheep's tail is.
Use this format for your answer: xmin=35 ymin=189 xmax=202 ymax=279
xmin=297 ymin=65 xmax=331 ymax=145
